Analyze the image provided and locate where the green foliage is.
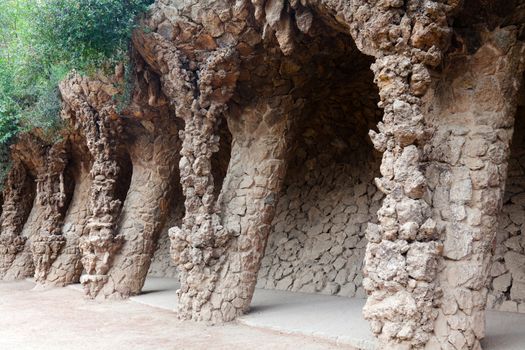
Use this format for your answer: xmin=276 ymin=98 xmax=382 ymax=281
xmin=35 ymin=0 xmax=154 ymax=72
xmin=0 ymin=0 xmax=153 ymax=188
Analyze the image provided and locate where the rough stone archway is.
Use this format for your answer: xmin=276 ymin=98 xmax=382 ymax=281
xmin=130 ymin=0 xmax=462 ymax=337
xmin=257 ymin=32 xmax=383 ymax=298
xmin=0 ymin=0 xmax=521 ymax=349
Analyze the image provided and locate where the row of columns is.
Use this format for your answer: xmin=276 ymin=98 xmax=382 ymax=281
xmin=0 ymin=1 xmax=524 ymax=349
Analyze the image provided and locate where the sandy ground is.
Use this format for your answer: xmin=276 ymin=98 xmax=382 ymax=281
xmin=0 ymin=280 xmax=354 ymax=350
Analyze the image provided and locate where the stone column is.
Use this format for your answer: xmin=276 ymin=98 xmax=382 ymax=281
xmin=362 ymin=51 xmax=443 ymax=350
xmin=79 ymin=108 xmax=124 ymax=297
xmin=316 ymin=1 xmax=463 ymax=348
xmin=0 ymin=160 xmax=35 ymax=278
xmin=31 ymin=141 xmax=70 ymax=284
xmin=99 ymin=114 xmax=180 ymax=298
xmin=45 ymin=159 xmax=92 ymax=286
xmin=171 ymin=96 xmax=294 ymax=322
xmin=60 ymin=74 xmax=125 ymax=298
xmin=424 ymin=28 xmax=525 ymax=350
xmin=1 ymin=135 xmax=49 ymax=280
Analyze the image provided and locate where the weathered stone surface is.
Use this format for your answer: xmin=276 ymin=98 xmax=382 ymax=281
xmin=2 ymin=1 xmax=525 ymax=350
xmin=60 ymin=73 xmax=127 ymax=297
xmin=425 ymin=25 xmax=525 ymax=350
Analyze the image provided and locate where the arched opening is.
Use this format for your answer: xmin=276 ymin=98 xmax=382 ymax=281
xmin=257 ymin=24 xmax=382 ymax=299
xmin=147 ymin=172 xmax=184 ymax=279
xmin=115 ymin=148 xmax=133 ymax=207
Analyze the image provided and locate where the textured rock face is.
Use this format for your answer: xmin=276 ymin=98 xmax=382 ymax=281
xmin=487 ymin=88 xmax=525 ymax=313
xmin=60 ymin=73 xmax=128 ymax=297
xmin=424 ymin=27 xmax=525 ymax=350
xmin=3 ymin=1 xmax=525 ymax=349
xmin=0 ymin=159 xmax=36 ymax=278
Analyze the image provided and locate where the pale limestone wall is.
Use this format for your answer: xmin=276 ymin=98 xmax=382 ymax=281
xmin=488 ymin=103 xmax=525 ymax=313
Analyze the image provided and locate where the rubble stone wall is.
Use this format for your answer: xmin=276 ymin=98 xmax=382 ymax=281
xmin=148 ymin=202 xmax=183 ymax=278
xmin=257 ymin=57 xmax=383 ymax=296
xmin=258 ymin=156 xmax=381 ymax=297
xmin=488 ymin=100 xmax=525 ymax=313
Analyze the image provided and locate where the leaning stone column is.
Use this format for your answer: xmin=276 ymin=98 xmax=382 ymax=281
xmin=1 ymin=135 xmax=49 ymax=280
xmin=362 ymin=52 xmax=442 ymax=350
xmin=99 ymin=119 xmax=179 ymax=298
xmin=424 ymin=28 xmax=525 ymax=350
xmin=133 ymin=30 xmax=241 ymax=320
xmin=134 ymin=14 xmax=296 ymax=319
xmin=172 ymin=96 xmax=294 ymax=322
xmin=0 ymin=160 xmax=35 ymax=278
xmin=31 ymin=141 xmax=70 ymax=284
xmin=44 ymin=156 xmax=92 ymax=286
xmin=165 ymin=50 xmax=242 ymax=322
xmin=79 ymin=109 xmax=123 ymax=297
xmin=98 ymin=66 xmax=181 ymax=297
xmin=60 ymin=74 xmax=125 ymax=297
xmin=336 ymin=1 xmax=462 ymax=349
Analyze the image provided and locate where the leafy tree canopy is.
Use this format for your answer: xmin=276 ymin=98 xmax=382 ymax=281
xmin=0 ymin=0 xmax=153 ymax=184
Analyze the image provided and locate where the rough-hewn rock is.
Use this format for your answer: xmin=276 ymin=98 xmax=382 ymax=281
xmin=1 ymin=134 xmax=63 ymax=281
xmin=31 ymin=140 xmax=72 ymax=284
xmin=60 ymin=73 xmax=127 ymax=297
xmin=3 ymin=1 xmax=525 ymax=349
xmin=0 ymin=159 xmax=36 ymax=278
xmin=487 ymin=87 xmax=525 ymax=313
xmin=424 ymin=27 xmax=525 ymax=350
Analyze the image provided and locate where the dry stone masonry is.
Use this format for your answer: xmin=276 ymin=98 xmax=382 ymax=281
xmin=60 ymin=73 xmax=128 ymax=297
xmin=488 ymin=100 xmax=525 ymax=313
xmin=31 ymin=140 xmax=72 ymax=284
xmin=2 ymin=1 xmax=525 ymax=349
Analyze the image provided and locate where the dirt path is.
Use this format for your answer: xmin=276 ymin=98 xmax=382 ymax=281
xmin=0 ymin=281 xmax=354 ymax=350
